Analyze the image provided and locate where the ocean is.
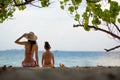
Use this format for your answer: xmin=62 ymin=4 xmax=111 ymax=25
xmin=0 ymin=49 xmax=120 ymax=67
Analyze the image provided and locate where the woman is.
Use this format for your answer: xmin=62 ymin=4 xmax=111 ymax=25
xmin=15 ymin=32 xmax=39 ymax=67
xmin=42 ymin=41 xmax=54 ymax=68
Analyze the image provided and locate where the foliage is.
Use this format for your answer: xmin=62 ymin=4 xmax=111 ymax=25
xmin=40 ymin=0 xmax=50 ymax=7
xmin=59 ymin=0 xmax=120 ymax=51
xmin=0 ymin=0 xmax=15 ymax=23
xmin=60 ymin=0 xmax=120 ymax=31
xmin=15 ymin=0 xmax=26 ymax=10
xmin=1 ymin=0 xmax=120 ymax=25
xmin=0 ymin=0 xmax=50 ymax=23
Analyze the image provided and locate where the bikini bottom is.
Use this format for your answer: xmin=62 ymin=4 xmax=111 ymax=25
xmin=22 ymin=61 xmax=37 ymax=67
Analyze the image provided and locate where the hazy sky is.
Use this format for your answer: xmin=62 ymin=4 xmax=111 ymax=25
xmin=0 ymin=1 xmax=119 ymax=51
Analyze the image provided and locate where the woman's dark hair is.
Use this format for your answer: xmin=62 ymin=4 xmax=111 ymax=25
xmin=44 ymin=41 xmax=51 ymax=49
xmin=28 ymin=40 xmax=36 ymax=51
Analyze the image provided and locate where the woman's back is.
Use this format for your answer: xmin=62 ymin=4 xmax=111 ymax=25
xmin=24 ymin=42 xmax=38 ymax=62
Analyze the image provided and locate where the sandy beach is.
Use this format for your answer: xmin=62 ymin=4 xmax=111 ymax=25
xmin=0 ymin=66 xmax=120 ymax=80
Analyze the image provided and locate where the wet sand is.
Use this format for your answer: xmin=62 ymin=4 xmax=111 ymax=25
xmin=0 ymin=66 xmax=120 ymax=80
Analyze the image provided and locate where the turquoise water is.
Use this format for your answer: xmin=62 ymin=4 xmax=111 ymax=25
xmin=0 ymin=50 xmax=120 ymax=67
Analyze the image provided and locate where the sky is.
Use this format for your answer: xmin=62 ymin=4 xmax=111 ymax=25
xmin=0 ymin=0 xmax=120 ymax=51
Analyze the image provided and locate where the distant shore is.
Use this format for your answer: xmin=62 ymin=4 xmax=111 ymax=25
xmin=0 ymin=66 xmax=120 ymax=80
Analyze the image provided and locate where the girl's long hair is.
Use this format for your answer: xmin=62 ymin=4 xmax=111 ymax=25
xmin=28 ymin=40 xmax=36 ymax=52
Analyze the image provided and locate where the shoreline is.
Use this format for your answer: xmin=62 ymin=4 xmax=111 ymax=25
xmin=0 ymin=66 xmax=120 ymax=80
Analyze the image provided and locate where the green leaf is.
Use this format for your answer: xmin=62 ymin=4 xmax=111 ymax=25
xmin=75 ymin=0 xmax=82 ymax=4
xmin=74 ymin=14 xmax=80 ymax=21
xmin=84 ymin=24 xmax=90 ymax=31
xmin=60 ymin=1 xmax=64 ymax=4
xmin=64 ymin=0 xmax=69 ymax=3
xmin=82 ymin=12 xmax=88 ymax=19
xmin=18 ymin=6 xmax=26 ymax=10
xmin=72 ymin=0 xmax=82 ymax=5
xmin=72 ymin=0 xmax=76 ymax=5
xmin=118 ymin=18 xmax=120 ymax=23
xmin=68 ymin=6 xmax=75 ymax=13
xmin=108 ymin=0 xmax=111 ymax=3
xmin=75 ymin=6 xmax=78 ymax=10
xmin=92 ymin=16 xmax=101 ymax=25
xmin=41 ymin=0 xmax=49 ymax=7
xmin=60 ymin=5 xmax=64 ymax=10
xmin=16 ymin=0 xmax=23 ymax=4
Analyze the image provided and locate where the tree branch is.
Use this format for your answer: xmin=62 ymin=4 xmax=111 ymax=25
xmin=104 ymin=45 xmax=120 ymax=52
xmin=73 ymin=24 xmax=120 ymax=40
xmin=112 ymin=22 xmax=120 ymax=33
xmin=30 ymin=3 xmax=42 ymax=8
xmin=13 ymin=0 xmax=34 ymax=6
